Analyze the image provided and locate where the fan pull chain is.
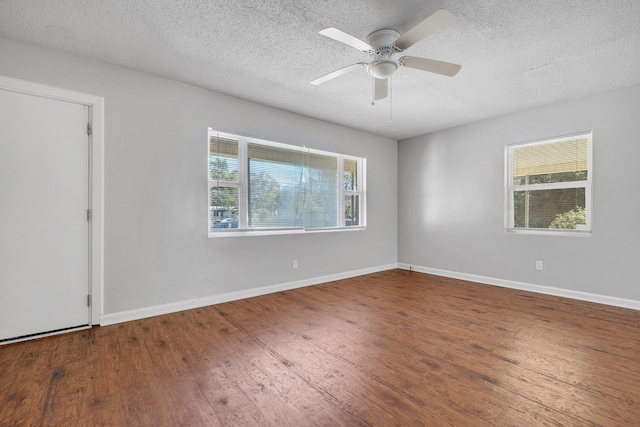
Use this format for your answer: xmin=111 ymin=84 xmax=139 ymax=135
xmin=389 ymin=76 xmax=393 ymax=123
xmin=371 ymin=74 xmax=375 ymax=105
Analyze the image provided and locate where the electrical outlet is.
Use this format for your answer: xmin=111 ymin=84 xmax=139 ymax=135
xmin=536 ymin=261 xmax=544 ymax=270
xmin=292 ymin=260 xmax=298 ymax=269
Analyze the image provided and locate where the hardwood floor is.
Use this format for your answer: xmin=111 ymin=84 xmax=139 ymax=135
xmin=2 ymin=269 xmax=640 ymax=426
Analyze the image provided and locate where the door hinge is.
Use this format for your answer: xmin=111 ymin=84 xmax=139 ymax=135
xmin=87 ymin=122 xmax=92 ymax=136
xmin=86 ymin=208 xmax=92 ymax=221
xmin=87 ymin=294 xmax=92 ymax=307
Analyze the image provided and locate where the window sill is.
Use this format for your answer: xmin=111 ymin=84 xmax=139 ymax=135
xmin=208 ymin=226 xmax=366 ymax=238
xmin=505 ymin=228 xmax=592 ymax=237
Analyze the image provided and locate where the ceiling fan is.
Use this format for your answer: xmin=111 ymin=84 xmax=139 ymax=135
xmin=311 ymin=9 xmax=461 ymax=101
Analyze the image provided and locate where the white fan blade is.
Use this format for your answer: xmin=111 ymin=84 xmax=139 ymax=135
xmin=394 ymin=9 xmax=455 ymax=50
xmin=319 ymin=27 xmax=373 ymax=52
xmin=311 ymin=63 xmax=366 ymax=85
xmin=399 ymin=56 xmax=461 ymax=77
xmin=374 ymin=78 xmax=388 ymax=100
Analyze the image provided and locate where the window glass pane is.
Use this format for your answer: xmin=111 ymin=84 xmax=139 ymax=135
xmin=345 ymin=194 xmax=359 ymax=226
xmin=210 ymin=187 xmax=238 ymax=230
xmin=514 ymin=188 xmax=586 ymax=229
xmin=210 ymin=136 xmax=238 ymax=181
xmin=247 ymin=143 xmax=305 ymax=228
xmin=344 ymin=159 xmax=358 ymax=191
xmin=305 ymin=153 xmax=338 ymax=228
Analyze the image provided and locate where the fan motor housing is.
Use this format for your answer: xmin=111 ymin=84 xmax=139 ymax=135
xmin=365 ymin=29 xmax=400 ymax=79
xmin=365 ymin=29 xmax=400 ymax=50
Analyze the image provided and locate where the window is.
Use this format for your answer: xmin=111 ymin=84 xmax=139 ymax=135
xmin=343 ymin=158 xmax=360 ymax=226
xmin=208 ymin=129 xmax=365 ymax=236
xmin=506 ymin=132 xmax=592 ymax=235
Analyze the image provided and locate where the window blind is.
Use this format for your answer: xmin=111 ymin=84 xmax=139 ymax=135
xmin=513 ymin=137 xmax=589 ymax=177
xmin=209 ymin=136 xmax=240 ymax=228
xmin=343 ymin=158 xmax=358 ymax=191
xmin=247 ymin=142 xmax=305 ymax=228
xmin=304 ymin=153 xmax=338 ymax=228
xmin=209 ymin=135 xmax=239 ymax=182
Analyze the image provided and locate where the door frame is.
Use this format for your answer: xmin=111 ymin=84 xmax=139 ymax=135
xmin=0 ymin=75 xmax=104 ymax=327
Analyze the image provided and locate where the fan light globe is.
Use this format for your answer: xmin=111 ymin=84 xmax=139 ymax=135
xmin=368 ymin=60 xmax=398 ymax=79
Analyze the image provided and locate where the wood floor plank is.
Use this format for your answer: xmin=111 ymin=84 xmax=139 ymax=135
xmin=268 ymin=290 xmax=596 ymax=426
xmin=218 ymin=297 xmax=492 ymax=426
xmin=190 ymin=308 xmax=362 ymax=427
xmin=146 ymin=307 xmax=362 ymax=426
xmin=0 ymin=340 xmax=53 ymax=426
xmin=284 ymin=271 xmax=640 ymax=425
xmin=2 ymin=269 xmax=640 ymax=426
xmin=215 ymin=301 xmax=397 ymax=424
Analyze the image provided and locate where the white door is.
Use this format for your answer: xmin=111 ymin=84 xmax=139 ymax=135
xmin=0 ymin=88 xmax=90 ymax=341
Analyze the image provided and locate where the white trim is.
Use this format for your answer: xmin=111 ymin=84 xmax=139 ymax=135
xmin=99 ymin=263 xmax=398 ymax=326
xmin=338 ymin=156 xmax=345 ymax=227
xmin=512 ymin=181 xmax=588 ymax=191
xmin=505 ymin=131 xmax=592 ymax=234
xmin=208 ymin=225 xmax=367 ymax=238
xmin=90 ymin=95 xmax=105 ymax=326
xmin=208 ymin=128 xmax=366 ymax=237
xmin=397 ymin=264 xmax=640 ymax=311
xmin=0 ymin=75 xmax=104 ymax=327
xmin=505 ymin=228 xmax=592 ymax=237
xmin=361 ymin=158 xmax=367 ymax=227
xmin=506 ymin=130 xmax=594 ymax=150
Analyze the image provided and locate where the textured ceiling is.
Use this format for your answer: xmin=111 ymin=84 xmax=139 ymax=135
xmin=1 ymin=1 xmax=640 ymax=140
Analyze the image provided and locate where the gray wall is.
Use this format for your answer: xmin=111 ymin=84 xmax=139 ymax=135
xmin=399 ymin=83 xmax=640 ymax=301
xmin=4 ymin=34 xmax=638 ymax=313
xmin=0 ymin=38 xmax=398 ymax=315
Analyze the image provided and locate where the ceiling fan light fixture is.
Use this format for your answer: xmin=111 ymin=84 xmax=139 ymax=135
xmin=367 ymin=60 xmax=398 ymax=79
xmin=312 ymin=9 xmax=461 ymax=103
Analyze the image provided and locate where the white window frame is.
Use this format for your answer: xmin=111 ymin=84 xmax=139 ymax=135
xmin=208 ymin=129 xmax=366 ymax=237
xmin=505 ymin=131 xmax=593 ymax=236
xmin=340 ymin=156 xmax=366 ymax=228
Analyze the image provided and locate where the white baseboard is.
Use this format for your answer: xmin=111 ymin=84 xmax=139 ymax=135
xmin=397 ymin=263 xmax=640 ymax=311
xmin=99 ymin=263 xmax=398 ymax=326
